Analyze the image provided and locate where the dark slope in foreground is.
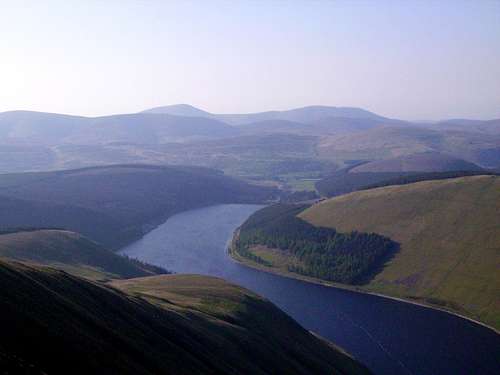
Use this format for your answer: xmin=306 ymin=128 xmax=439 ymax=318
xmin=0 ymin=261 xmax=370 ymax=375
xmin=0 ymin=165 xmax=276 ymax=249
xmin=0 ymin=229 xmax=166 ymax=280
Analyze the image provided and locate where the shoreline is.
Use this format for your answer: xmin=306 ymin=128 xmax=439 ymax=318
xmin=228 ymin=233 xmax=500 ymax=335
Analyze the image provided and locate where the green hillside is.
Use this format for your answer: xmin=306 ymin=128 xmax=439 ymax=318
xmin=0 ymin=260 xmax=370 ymax=375
xmin=0 ymin=229 xmax=167 ymax=280
xmin=300 ymin=175 xmax=500 ymax=329
xmin=0 ymin=164 xmax=276 ymax=249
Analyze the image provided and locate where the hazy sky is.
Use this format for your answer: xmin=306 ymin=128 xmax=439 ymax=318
xmin=1 ymin=0 xmax=499 ymax=120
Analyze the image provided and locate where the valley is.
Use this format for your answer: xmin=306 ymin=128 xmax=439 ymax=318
xmin=1 ymin=105 xmax=499 ymax=375
xmin=120 ymin=203 xmax=500 ymax=375
xmin=3 ymin=3 xmax=500 ymax=374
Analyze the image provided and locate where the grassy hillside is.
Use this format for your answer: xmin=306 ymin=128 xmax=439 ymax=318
xmin=0 ymin=260 xmax=371 ymax=375
xmin=0 ymin=229 xmax=167 ymax=280
xmin=301 ymin=175 xmax=500 ymax=329
xmin=0 ymin=164 xmax=276 ymax=249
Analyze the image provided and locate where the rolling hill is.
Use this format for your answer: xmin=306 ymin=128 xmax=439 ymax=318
xmin=0 ymin=260 xmax=371 ymax=375
xmin=0 ymin=229 xmax=166 ymax=280
xmin=317 ymin=125 xmax=500 ymax=168
xmin=315 ymin=152 xmax=485 ymax=197
xmin=142 ymin=104 xmax=387 ymax=125
xmin=141 ymin=104 xmax=215 ymax=117
xmin=349 ymin=152 xmax=482 ymax=173
xmin=0 ymin=164 xmax=277 ymax=249
xmin=300 ymin=175 xmax=500 ymax=329
xmin=0 ymin=110 xmax=239 ymax=145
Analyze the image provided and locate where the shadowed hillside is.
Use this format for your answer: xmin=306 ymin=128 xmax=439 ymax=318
xmin=349 ymin=152 xmax=482 ymax=173
xmin=0 ymin=165 xmax=277 ymax=249
xmin=0 ymin=229 xmax=167 ymax=280
xmin=316 ymin=152 xmax=486 ymax=197
xmin=301 ymin=175 xmax=500 ymax=329
xmin=0 ymin=260 xmax=371 ymax=375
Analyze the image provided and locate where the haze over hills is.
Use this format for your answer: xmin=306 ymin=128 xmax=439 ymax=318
xmin=142 ymin=104 xmax=388 ymax=125
xmin=141 ymin=104 xmax=214 ymax=117
xmin=0 ymin=260 xmax=370 ymax=375
xmin=0 ymin=110 xmax=239 ymax=145
xmin=428 ymin=118 xmax=500 ymax=134
xmin=1 ymin=105 xmax=499 ymax=185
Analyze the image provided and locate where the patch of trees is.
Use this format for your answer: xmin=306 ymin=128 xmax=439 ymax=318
xmin=235 ymin=204 xmax=398 ymax=284
xmin=0 ymin=165 xmax=278 ymax=249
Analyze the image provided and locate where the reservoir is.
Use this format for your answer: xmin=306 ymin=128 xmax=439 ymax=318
xmin=120 ymin=204 xmax=500 ymax=375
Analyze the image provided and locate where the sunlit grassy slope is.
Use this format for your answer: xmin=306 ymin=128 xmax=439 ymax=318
xmin=300 ymin=175 xmax=500 ymax=329
xmin=0 ymin=260 xmax=370 ymax=375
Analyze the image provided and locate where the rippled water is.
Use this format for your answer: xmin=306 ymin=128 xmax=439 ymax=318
xmin=121 ymin=204 xmax=500 ymax=375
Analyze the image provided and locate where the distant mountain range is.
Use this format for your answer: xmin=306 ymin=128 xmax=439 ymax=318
xmin=0 ymin=110 xmax=239 ymax=145
xmin=141 ymin=104 xmax=388 ymax=125
xmin=0 ymin=104 xmax=499 ymax=177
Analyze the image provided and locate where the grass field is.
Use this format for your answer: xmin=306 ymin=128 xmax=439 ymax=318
xmin=300 ymin=175 xmax=500 ymax=329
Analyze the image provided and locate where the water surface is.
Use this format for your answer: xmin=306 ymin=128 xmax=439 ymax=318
xmin=121 ymin=204 xmax=500 ymax=375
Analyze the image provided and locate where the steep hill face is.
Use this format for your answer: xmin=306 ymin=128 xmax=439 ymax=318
xmin=0 ymin=260 xmax=371 ymax=375
xmin=300 ymin=175 xmax=500 ymax=329
xmin=350 ymin=152 xmax=482 ymax=173
xmin=0 ymin=229 xmax=166 ymax=280
xmin=0 ymin=165 xmax=276 ymax=249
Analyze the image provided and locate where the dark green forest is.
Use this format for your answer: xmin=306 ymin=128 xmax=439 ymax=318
xmin=236 ymin=204 xmax=398 ymax=284
xmin=0 ymin=165 xmax=277 ymax=249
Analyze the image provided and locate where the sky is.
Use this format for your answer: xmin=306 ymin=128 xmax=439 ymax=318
xmin=0 ymin=0 xmax=499 ymax=120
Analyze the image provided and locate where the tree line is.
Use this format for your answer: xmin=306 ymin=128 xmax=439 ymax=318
xmin=235 ymin=204 xmax=398 ymax=284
